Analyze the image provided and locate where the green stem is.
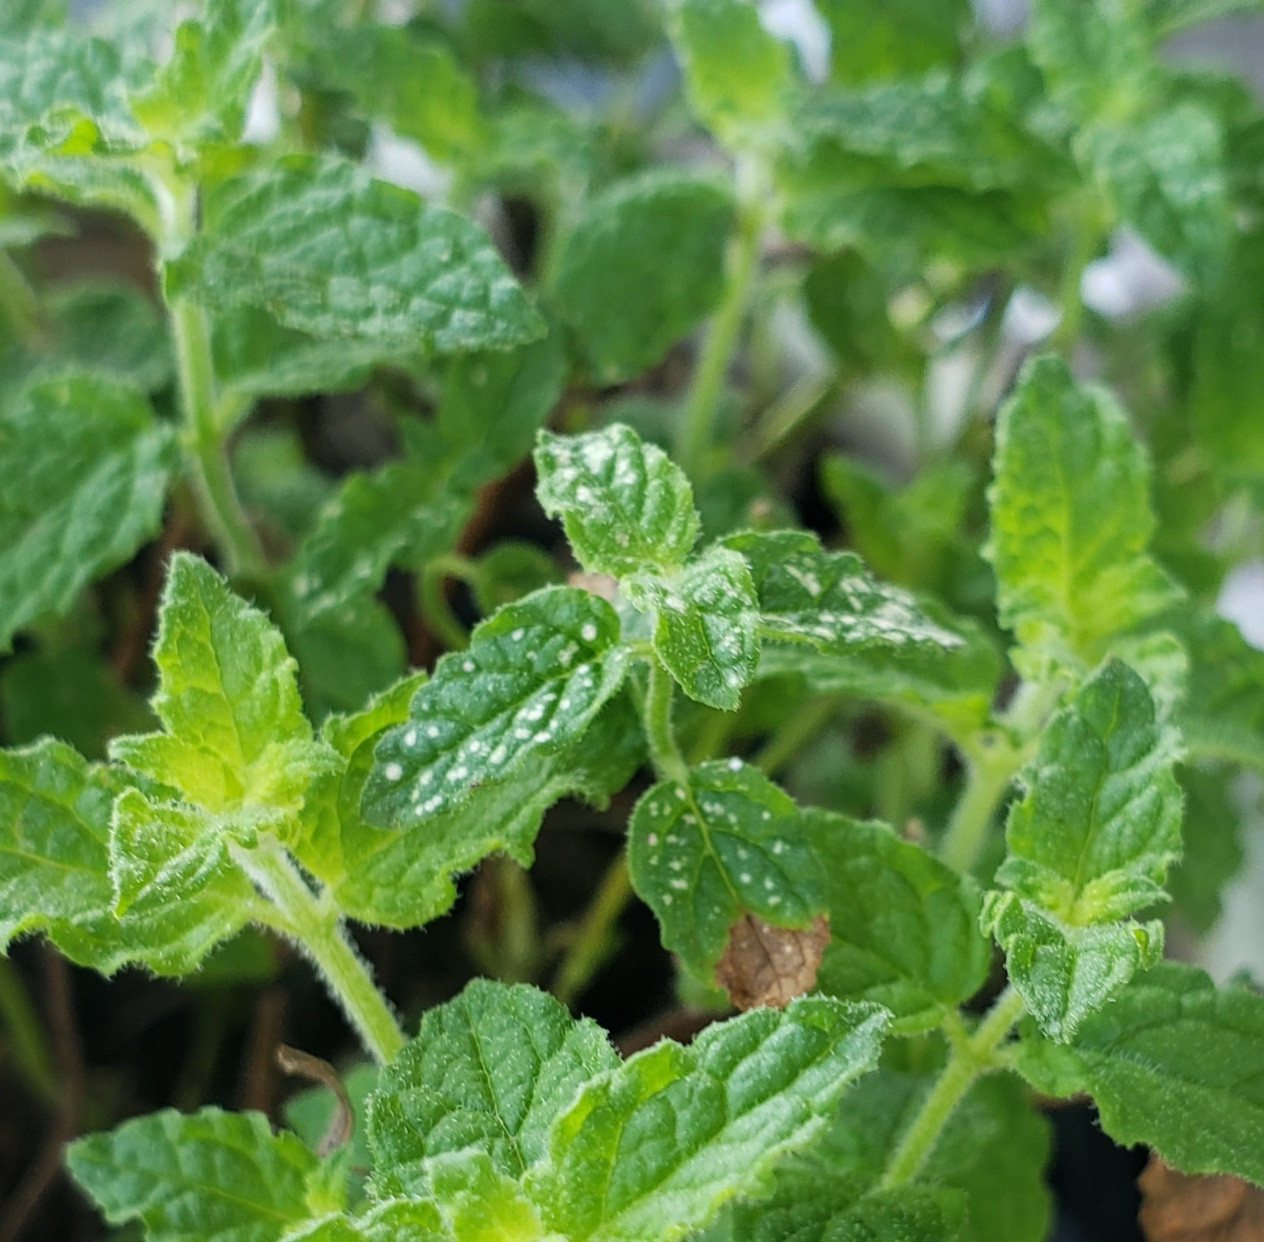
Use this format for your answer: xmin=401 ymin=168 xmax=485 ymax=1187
xmin=0 ymin=956 xmax=57 ymax=1106
xmin=938 ymin=742 xmax=1020 ymax=874
xmin=677 ymin=185 xmax=766 ymax=481
xmin=0 ymin=251 xmax=44 ymax=348
xmin=418 ymin=555 xmax=478 ymax=651
xmin=643 ymin=657 xmax=690 ymax=786
xmin=240 ymin=843 xmax=405 ymax=1064
xmin=552 ymin=852 xmax=634 ymax=1007
xmin=881 ymin=986 xmax=1026 ymax=1188
xmin=170 ymin=296 xmax=269 ymax=581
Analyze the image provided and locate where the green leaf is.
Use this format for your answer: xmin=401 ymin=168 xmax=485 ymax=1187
xmin=534 ymin=424 xmax=701 ymax=577
xmin=66 ymin=1107 xmax=338 ymax=1242
xmin=437 ymin=330 xmax=568 ymax=492
xmin=1147 ymin=0 xmax=1264 ymax=34
xmin=363 ymin=587 xmax=628 ymax=828
xmin=0 ymin=372 xmax=174 ymax=650
xmin=625 ymin=548 xmax=759 ymax=710
xmin=368 ymin=980 xmax=618 ymax=1197
xmin=790 ymin=1069 xmax=1052 ymax=1242
xmin=983 ymin=892 xmax=1163 ymax=1041
xmin=627 ymin=759 xmax=825 ymax=979
xmin=1169 ymin=765 xmax=1245 ymax=933
xmin=997 ymin=660 xmax=1183 ymax=926
xmin=130 ymin=0 xmax=278 ymax=145
xmin=305 ymin=22 xmax=485 ymax=165
xmin=110 ymin=553 xmax=331 ymax=823
xmin=816 ymin=0 xmax=969 ymax=83
xmin=335 ymin=694 xmax=643 ymax=930
xmin=670 ymin=0 xmax=794 ymax=145
xmin=167 ymin=156 xmax=542 ymax=355
xmin=806 ymin=811 xmax=991 ymax=1033
xmin=527 ymin=996 xmax=889 ymax=1241
xmin=1177 ymin=613 xmax=1264 ymax=771
xmin=1085 ymin=105 xmax=1230 ymax=280
xmin=1013 ymin=962 xmax=1264 ymax=1183
xmin=985 ymin=354 xmax=1181 ymax=676
xmin=546 ymin=172 xmax=734 ymax=383
xmin=459 ymin=0 xmax=661 ymax=62
xmin=280 ymin=1199 xmax=449 ymax=1242
xmin=725 ymin=530 xmax=999 ymax=733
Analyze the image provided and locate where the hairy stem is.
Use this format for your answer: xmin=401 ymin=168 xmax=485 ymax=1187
xmin=241 ymin=843 xmax=405 ymax=1064
xmin=0 ymin=957 xmax=56 ymax=1107
xmin=881 ymin=986 xmax=1026 ymax=1188
xmin=169 ymin=297 xmax=269 ymax=580
xmin=677 ymin=187 xmax=765 ymax=481
xmin=552 ymin=851 xmax=634 ymax=1007
xmin=644 ymin=657 xmax=690 ymax=786
xmin=938 ymin=741 xmax=1021 ymax=874
xmin=418 ymin=554 xmax=478 ymax=651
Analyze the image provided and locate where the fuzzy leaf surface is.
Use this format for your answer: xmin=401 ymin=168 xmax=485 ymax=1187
xmin=625 ymin=548 xmax=759 ymax=710
xmin=726 ymin=529 xmax=999 ymax=731
xmin=368 ymin=980 xmax=618 ymax=1197
xmin=546 ymin=172 xmax=733 ymax=382
xmin=66 ymin=1107 xmax=336 ymax=1242
xmin=1013 ymin=963 xmax=1264 ymax=1184
xmin=130 ymin=0 xmax=278 ymax=144
xmin=984 ymin=893 xmax=1163 ymax=1042
xmin=1177 ymin=614 xmax=1264 ymax=772
xmin=363 ymin=588 xmax=627 ymax=827
xmin=985 ymin=355 xmax=1180 ymax=674
xmin=534 ymin=424 xmax=700 ymax=577
xmin=110 ymin=554 xmax=328 ymax=823
xmin=167 ymin=157 xmax=541 ymax=355
xmin=0 ymin=373 xmax=173 ymax=649
xmin=806 ymin=811 xmax=991 ymax=1032
xmin=627 ymin=760 xmax=825 ymax=979
xmin=997 ymin=660 xmax=1183 ymax=926
xmin=528 ymin=996 xmax=889 ymax=1241
xmin=337 ymin=697 xmax=642 ymax=929
xmin=280 ymin=1200 xmax=448 ymax=1242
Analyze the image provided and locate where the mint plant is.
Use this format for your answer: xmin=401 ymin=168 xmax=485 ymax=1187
xmin=2 ymin=0 xmax=1264 ymax=1239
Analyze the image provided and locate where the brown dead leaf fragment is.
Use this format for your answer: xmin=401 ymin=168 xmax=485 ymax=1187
xmin=715 ymin=913 xmax=829 ymax=1011
xmin=1140 ymin=1155 xmax=1264 ymax=1241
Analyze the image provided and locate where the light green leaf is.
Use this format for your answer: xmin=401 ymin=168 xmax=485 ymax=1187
xmin=626 ymin=547 xmax=759 ymax=710
xmin=806 ymin=811 xmax=991 ymax=1033
xmin=997 ymin=660 xmax=1183 ymax=926
xmin=535 ymin=424 xmax=700 ymax=577
xmin=984 ymin=892 xmax=1163 ymax=1041
xmin=1085 ymin=104 xmax=1230 ymax=280
xmin=1013 ymin=962 xmax=1264 ymax=1183
xmin=546 ymin=172 xmax=733 ymax=383
xmin=670 ymin=0 xmax=793 ymax=144
xmin=280 ymin=1199 xmax=449 ymax=1242
xmin=0 ymin=372 xmax=174 ymax=650
xmin=363 ymin=588 xmax=628 ymax=827
xmin=368 ymin=980 xmax=618 ymax=1197
xmin=985 ymin=354 xmax=1181 ymax=675
xmin=627 ymin=759 xmax=824 ymax=979
xmin=110 ymin=553 xmax=331 ymax=823
xmin=1026 ymin=0 xmax=1155 ymax=123
xmin=528 ymin=996 xmax=888 ymax=1241
xmin=130 ymin=0 xmax=277 ymax=145
xmin=1147 ymin=0 xmax=1264 ymax=34
xmin=816 ymin=0 xmax=969 ymax=83
xmin=335 ymin=695 xmax=642 ymax=930
xmin=726 ymin=529 xmax=999 ymax=733
xmin=429 ymin=1153 xmax=553 ymax=1242
xmin=166 ymin=156 xmax=542 ymax=355
xmin=66 ymin=1107 xmax=338 ymax=1242
xmin=0 ymin=741 xmax=260 ymax=975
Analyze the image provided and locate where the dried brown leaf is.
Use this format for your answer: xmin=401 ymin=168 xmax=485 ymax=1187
xmin=1140 ymin=1155 xmax=1264 ymax=1241
xmin=714 ymin=913 xmax=829 ymax=1011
